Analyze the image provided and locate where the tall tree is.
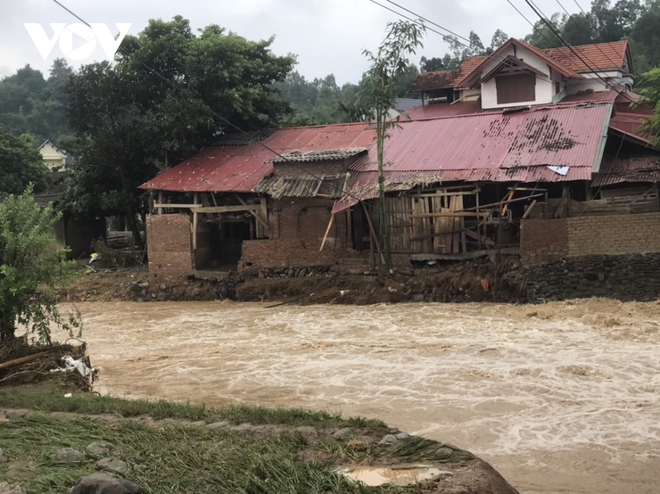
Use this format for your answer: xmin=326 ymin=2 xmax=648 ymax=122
xmin=0 ymin=129 xmax=48 ymax=195
xmin=362 ymin=20 xmax=425 ymax=273
xmin=65 ymin=16 xmax=295 ymax=247
xmin=525 ymin=13 xmax=567 ymax=48
xmin=635 ymin=68 xmax=660 ymax=146
xmin=563 ymin=13 xmax=598 ymax=45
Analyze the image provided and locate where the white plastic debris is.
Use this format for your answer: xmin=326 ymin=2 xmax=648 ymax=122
xmin=50 ymin=356 xmax=95 ymax=377
xmin=547 ymin=165 xmax=570 ymax=176
xmin=64 ymin=393 xmax=73 ymax=398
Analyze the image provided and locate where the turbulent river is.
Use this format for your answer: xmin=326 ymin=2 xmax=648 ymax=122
xmin=57 ymin=300 xmax=660 ymax=494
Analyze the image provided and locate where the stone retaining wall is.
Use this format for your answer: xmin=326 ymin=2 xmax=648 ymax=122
xmin=514 ymin=253 xmax=660 ymax=302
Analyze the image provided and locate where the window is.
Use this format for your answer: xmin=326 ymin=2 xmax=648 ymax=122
xmin=496 ymin=73 xmax=536 ymax=104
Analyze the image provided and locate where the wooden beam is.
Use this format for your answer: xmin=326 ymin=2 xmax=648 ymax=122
xmin=522 ymin=200 xmax=538 ymax=219
xmin=361 ymin=202 xmax=385 ymax=265
xmin=410 ymin=212 xmax=489 ymax=218
xmin=196 ymin=204 xmax=261 ymax=213
xmin=233 ymin=194 xmax=269 ymax=231
xmin=157 ymin=191 xmax=163 ymax=214
xmin=319 ymin=214 xmax=335 ymax=252
xmin=153 ymin=203 xmax=202 ymax=209
xmin=464 ymin=229 xmax=495 ymax=246
xmin=461 ymin=193 xmax=545 ymax=212
xmin=501 ymin=188 xmax=516 ymax=216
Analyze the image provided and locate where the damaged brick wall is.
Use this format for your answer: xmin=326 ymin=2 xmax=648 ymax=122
xmin=146 ymin=214 xmax=193 ymax=281
xmin=240 ymin=197 xmax=352 ymax=267
xmin=567 ymin=212 xmax=660 ymax=256
xmin=521 ymin=212 xmax=660 ymax=264
xmin=520 ymin=218 xmax=569 ymax=264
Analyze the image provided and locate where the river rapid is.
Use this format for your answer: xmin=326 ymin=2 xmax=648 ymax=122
xmin=55 ymin=299 xmax=660 ymax=494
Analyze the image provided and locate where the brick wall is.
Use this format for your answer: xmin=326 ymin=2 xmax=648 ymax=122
xmin=520 ymin=218 xmax=569 ymax=264
xmin=567 ymin=212 xmax=660 ymax=256
xmin=241 ymin=197 xmax=352 ymax=267
xmin=146 ymin=214 xmax=193 ymax=282
xmin=521 ymin=212 xmax=660 ymax=264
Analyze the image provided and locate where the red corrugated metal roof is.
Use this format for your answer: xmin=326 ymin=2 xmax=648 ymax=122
xmin=345 ymin=103 xmax=612 ymax=198
xmin=140 ymin=123 xmax=376 ymax=192
xmin=593 ymin=156 xmax=660 ymax=186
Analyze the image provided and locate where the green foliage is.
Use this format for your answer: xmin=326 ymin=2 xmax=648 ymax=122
xmin=419 ymin=29 xmax=508 ymax=74
xmin=362 ymin=21 xmax=426 ymax=273
xmin=0 ymin=127 xmax=49 ymax=195
xmin=521 ymin=0 xmax=660 ymax=74
xmin=635 ymin=68 xmax=660 ymax=146
xmin=0 ymin=187 xmax=80 ymax=342
xmin=64 ymin=16 xmax=295 ymax=247
xmin=0 ymin=60 xmax=74 ymax=144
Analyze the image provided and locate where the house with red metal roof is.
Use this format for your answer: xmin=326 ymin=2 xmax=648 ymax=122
xmin=140 ymin=39 xmax=660 ymax=282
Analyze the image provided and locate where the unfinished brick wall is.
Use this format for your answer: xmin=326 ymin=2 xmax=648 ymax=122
xmin=567 ymin=212 xmax=660 ymax=256
xmin=521 ymin=212 xmax=660 ymax=264
xmin=146 ymin=214 xmax=193 ymax=282
xmin=240 ymin=197 xmax=352 ymax=267
xmin=520 ymin=218 xmax=569 ymax=264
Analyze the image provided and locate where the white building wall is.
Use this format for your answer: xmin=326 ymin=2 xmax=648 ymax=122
xmin=479 ymin=45 xmax=558 ymax=109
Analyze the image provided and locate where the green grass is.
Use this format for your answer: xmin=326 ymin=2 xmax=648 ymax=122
xmin=0 ymin=385 xmax=385 ymax=428
xmin=0 ymin=411 xmax=412 ymax=494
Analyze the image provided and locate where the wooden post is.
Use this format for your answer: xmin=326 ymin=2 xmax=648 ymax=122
xmin=476 ymin=187 xmax=482 ymax=250
xmin=192 ymin=193 xmax=199 ymax=268
xmin=319 ymin=214 xmax=335 ymax=252
xmin=361 ymin=202 xmax=385 ymax=265
xmin=157 ymin=191 xmax=163 ymax=215
xmin=501 ymin=188 xmax=516 ymax=216
xmin=260 ymin=197 xmax=268 ymax=235
xmin=346 ymin=207 xmax=352 ymax=249
xmin=522 ymin=200 xmax=538 ymax=219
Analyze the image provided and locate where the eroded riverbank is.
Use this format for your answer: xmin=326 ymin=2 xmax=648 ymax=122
xmin=54 ymin=299 xmax=660 ymax=494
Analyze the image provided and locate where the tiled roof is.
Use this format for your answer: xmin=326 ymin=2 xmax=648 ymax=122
xmin=412 ymin=39 xmax=629 ymax=94
xmin=410 ymin=57 xmax=487 ymax=92
xmin=271 ymin=148 xmax=367 ymax=163
xmin=544 ymin=40 xmax=629 ymax=73
xmin=455 ymin=39 xmax=583 ymax=88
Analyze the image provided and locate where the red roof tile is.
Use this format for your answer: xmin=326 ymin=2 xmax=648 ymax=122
xmin=544 ymin=40 xmax=629 ymax=73
xmin=411 ymin=39 xmax=630 ymax=94
xmin=411 ymin=57 xmax=487 ymax=92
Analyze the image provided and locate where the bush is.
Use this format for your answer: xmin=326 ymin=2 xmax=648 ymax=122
xmin=0 ymin=187 xmax=81 ymax=342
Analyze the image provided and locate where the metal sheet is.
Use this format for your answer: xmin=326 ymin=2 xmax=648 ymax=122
xmin=345 ymin=103 xmax=612 ymax=197
xmin=140 ymin=123 xmax=376 ymax=192
xmin=593 ymin=156 xmax=660 ymax=186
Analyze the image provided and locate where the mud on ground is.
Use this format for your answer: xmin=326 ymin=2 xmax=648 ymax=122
xmin=59 ymin=257 xmax=523 ymax=305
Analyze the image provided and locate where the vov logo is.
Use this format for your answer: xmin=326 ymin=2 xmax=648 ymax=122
xmin=24 ymin=23 xmax=131 ymax=61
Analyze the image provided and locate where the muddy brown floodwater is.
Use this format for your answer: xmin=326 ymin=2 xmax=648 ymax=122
xmin=53 ymin=299 xmax=660 ymax=494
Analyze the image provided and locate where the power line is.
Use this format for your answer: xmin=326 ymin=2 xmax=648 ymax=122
xmin=506 ymin=0 xmax=558 ymax=48
xmin=522 ymin=0 xmax=637 ymax=104
xmin=571 ymin=0 xmax=634 ymax=73
xmin=554 ymin=0 xmax=624 ymax=71
xmin=370 ymin=0 xmax=556 ymax=86
xmin=50 ymin=0 xmax=374 ymax=208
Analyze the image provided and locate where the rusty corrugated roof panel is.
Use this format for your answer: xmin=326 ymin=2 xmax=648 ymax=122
xmin=140 ymin=124 xmax=376 ymax=192
xmin=345 ymin=103 xmax=612 ymax=198
xmin=593 ymin=156 xmax=660 ymax=186
xmin=254 ymin=173 xmax=349 ymax=199
xmin=272 ymin=148 xmax=366 ymax=163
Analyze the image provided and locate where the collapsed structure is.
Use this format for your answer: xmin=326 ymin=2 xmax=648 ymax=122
xmin=139 ymin=38 xmax=660 ymax=282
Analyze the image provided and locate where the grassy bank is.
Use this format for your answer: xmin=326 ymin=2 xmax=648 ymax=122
xmin=0 ymin=387 xmax=483 ymax=494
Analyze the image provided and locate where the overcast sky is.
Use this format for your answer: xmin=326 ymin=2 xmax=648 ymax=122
xmin=0 ymin=0 xmax=584 ymax=85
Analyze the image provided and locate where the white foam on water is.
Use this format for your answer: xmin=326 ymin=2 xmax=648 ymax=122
xmin=57 ymin=299 xmax=660 ymax=494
